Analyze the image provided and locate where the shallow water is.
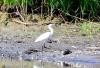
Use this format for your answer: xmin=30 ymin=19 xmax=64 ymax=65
xmin=0 ymin=49 xmax=100 ymax=68
xmin=0 ymin=58 xmax=100 ymax=68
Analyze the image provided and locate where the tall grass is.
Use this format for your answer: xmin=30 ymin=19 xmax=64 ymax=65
xmin=48 ymin=0 xmax=100 ymax=21
xmin=0 ymin=0 xmax=33 ymax=13
xmin=2 ymin=0 xmax=32 ymax=7
xmin=48 ymin=0 xmax=61 ymax=17
xmin=80 ymin=0 xmax=100 ymax=18
xmin=0 ymin=0 xmax=100 ymax=21
xmin=48 ymin=0 xmax=73 ymax=15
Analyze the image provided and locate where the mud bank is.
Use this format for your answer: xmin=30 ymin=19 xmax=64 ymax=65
xmin=0 ymin=23 xmax=100 ymax=63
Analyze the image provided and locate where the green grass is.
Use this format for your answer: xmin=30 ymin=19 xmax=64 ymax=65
xmin=80 ymin=22 xmax=93 ymax=37
xmin=0 ymin=0 xmax=100 ymax=22
xmin=47 ymin=0 xmax=100 ymax=21
xmin=2 ymin=0 xmax=33 ymax=7
xmin=80 ymin=0 xmax=100 ymax=18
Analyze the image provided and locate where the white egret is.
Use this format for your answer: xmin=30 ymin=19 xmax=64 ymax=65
xmin=34 ymin=24 xmax=53 ymax=50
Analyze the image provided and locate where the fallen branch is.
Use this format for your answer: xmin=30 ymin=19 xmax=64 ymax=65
xmin=12 ymin=19 xmax=33 ymax=26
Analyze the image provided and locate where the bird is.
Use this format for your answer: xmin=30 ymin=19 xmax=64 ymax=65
xmin=34 ymin=24 xmax=53 ymax=50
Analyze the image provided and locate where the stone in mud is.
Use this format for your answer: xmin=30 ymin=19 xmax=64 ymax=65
xmin=63 ymin=49 xmax=72 ymax=55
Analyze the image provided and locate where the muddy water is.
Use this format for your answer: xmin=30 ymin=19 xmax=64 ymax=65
xmin=0 ymin=51 xmax=100 ymax=68
xmin=0 ymin=58 xmax=100 ymax=68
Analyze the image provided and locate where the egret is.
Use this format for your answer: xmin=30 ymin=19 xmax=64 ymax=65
xmin=34 ymin=24 xmax=53 ymax=50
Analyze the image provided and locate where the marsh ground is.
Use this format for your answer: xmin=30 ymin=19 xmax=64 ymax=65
xmin=0 ymin=13 xmax=100 ymax=68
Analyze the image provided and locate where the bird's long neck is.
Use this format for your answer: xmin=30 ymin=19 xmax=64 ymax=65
xmin=48 ymin=26 xmax=53 ymax=34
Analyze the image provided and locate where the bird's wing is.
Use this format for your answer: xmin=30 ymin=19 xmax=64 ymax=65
xmin=34 ymin=32 xmax=51 ymax=42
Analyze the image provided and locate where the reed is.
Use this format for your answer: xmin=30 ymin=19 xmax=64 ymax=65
xmin=47 ymin=0 xmax=100 ymax=20
xmin=0 ymin=0 xmax=100 ymax=21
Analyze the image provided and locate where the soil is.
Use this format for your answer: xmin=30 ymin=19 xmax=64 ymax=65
xmin=0 ymin=16 xmax=100 ymax=64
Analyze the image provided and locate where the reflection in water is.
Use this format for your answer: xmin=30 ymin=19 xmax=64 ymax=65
xmin=62 ymin=62 xmax=71 ymax=67
xmin=56 ymin=62 xmax=71 ymax=67
xmin=0 ymin=59 xmax=100 ymax=68
xmin=33 ymin=65 xmax=41 ymax=68
xmin=73 ymin=63 xmax=82 ymax=68
xmin=17 ymin=51 xmax=23 ymax=61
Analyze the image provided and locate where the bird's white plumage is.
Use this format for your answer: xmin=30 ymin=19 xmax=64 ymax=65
xmin=34 ymin=24 xmax=53 ymax=42
xmin=34 ymin=32 xmax=52 ymax=42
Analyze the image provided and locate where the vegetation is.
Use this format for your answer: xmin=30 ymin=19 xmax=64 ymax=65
xmin=0 ymin=0 xmax=100 ymax=22
xmin=80 ymin=22 xmax=93 ymax=37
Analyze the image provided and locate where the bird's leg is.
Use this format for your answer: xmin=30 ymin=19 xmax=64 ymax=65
xmin=42 ymin=43 xmax=45 ymax=51
xmin=44 ymin=43 xmax=46 ymax=48
xmin=42 ymin=45 xmax=44 ymax=51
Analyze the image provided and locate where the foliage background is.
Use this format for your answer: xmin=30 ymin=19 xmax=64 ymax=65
xmin=0 ymin=0 xmax=100 ymax=21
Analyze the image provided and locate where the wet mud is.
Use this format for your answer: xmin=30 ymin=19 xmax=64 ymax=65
xmin=0 ymin=24 xmax=100 ymax=64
